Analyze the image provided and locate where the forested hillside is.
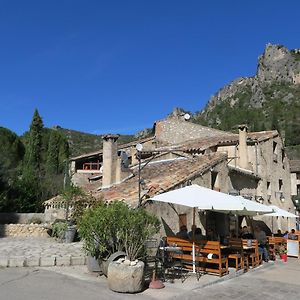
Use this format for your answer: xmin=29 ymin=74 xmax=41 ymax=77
xmin=0 ymin=110 xmax=69 ymax=212
xmin=193 ymin=44 xmax=300 ymax=159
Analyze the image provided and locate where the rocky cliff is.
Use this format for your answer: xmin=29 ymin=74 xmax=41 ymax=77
xmin=194 ymin=43 xmax=300 ymax=158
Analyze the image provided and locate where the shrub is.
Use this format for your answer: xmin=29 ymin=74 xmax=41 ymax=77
xmin=52 ymin=221 xmax=68 ymax=240
xmin=77 ymin=201 xmax=160 ymax=261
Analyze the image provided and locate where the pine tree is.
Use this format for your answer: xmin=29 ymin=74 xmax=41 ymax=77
xmin=46 ymin=130 xmax=60 ymax=174
xmin=24 ymin=109 xmax=44 ymax=172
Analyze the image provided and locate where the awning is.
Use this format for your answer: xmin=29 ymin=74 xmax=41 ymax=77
xmin=150 ymin=184 xmax=273 ymax=215
xmin=264 ymin=205 xmax=299 ymax=218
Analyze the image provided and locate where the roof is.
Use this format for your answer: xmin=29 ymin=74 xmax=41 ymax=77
xmin=290 ymin=160 xmax=300 ymax=173
xmin=247 ymin=131 xmax=278 ymax=141
xmin=160 ymin=130 xmax=279 ymax=154
xmin=70 ymin=136 xmax=155 ymax=161
xmin=96 ymin=152 xmax=228 ymax=205
xmin=228 ymin=165 xmax=261 ymax=180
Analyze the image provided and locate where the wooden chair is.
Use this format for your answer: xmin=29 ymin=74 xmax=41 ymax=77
xmin=228 ymin=238 xmax=248 ymax=272
xmin=242 ymin=239 xmax=262 ymax=268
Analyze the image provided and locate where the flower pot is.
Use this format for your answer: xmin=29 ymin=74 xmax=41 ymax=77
xmin=64 ymin=225 xmax=76 ymax=243
xmin=86 ymin=255 xmax=101 ymax=273
xmin=280 ymin=253 xmax=288 ymax=262
xmin=107 ymin=260 xmax=144 ymax=293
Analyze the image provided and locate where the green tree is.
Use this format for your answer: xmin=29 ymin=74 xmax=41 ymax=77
xmin=46 ymin=130 xmax=60 ymax=174
xmin=23 ymin=109 xmax=44 ymax=172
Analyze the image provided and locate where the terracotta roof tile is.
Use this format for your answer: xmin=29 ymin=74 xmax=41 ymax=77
xmin=95 ymin=152 xmax=227 ymax=205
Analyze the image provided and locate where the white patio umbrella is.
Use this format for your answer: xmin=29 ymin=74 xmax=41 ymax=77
xmin=264 ymin=205 xmax=299 ymax=218
xmin=151 ymin=185 xmax=273 ymax=215
xmin=215 ymin=196 xmax=274 ymax=216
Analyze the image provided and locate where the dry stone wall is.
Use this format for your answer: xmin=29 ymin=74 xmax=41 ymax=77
xmin=0 ymin=224 xmax=51 ymax=237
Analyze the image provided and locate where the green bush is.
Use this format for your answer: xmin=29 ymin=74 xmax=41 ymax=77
xmin=52 ymin=221 xmax=68 ymax=240
xmin=77 ymin=201 xmax=160 ymax=261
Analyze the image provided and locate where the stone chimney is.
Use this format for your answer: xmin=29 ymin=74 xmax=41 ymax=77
xmin=102 ymin=134 xmax=119 ymax=188
xmin=238 ymin=124 xmax=249 ymax=169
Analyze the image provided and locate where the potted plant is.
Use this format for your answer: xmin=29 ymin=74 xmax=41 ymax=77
xmin=77 ymin=200 xmax=160 ymax=293
xmin=278 ymin=244 xmax=288 ymax=262
xmin=107 ymin=202 xmax=160 ymax=293
xmin=52 ymin=185 xmax=95 ymax=243
xmin=77 ymin=201 xmax=127 ymax=273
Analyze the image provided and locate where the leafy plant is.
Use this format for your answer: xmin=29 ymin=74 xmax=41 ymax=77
xmin=61 ymin=184 xmax=85 ymax=222
xmin=278 ymin=244 xmax=287 ymax=254
xmin=52 ymin=221 xmax=68 ymax=240
xmin=77 ymin=201 xmax=160 ymax=261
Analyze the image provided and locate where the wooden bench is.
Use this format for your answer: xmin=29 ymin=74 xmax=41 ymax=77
xmin=228 ymin=238 xmax=248 ymax=272
xmin=166 ymin=237 xmax=228 ymax=277
xmin=166 ymin=236 xmax=198 ymax=267
xmin=166 ymin=236 xmax=200 ymax=280
xmin=197 ymin=240 xmax=229 ymax=277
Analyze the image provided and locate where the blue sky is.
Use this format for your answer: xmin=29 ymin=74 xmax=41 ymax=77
xmin=0 ymin=0 xmax=299 ymax=136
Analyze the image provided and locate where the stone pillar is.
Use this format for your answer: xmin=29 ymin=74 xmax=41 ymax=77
xmin=102 ymin=134 xmax=119 ymax=188
xmin=115 ymin=156 xmax=122 ymax=184
xmin=130 ymin=147 xmax=138 ymax=165
xmin=238 ymin=125 xmax=249 ymax=169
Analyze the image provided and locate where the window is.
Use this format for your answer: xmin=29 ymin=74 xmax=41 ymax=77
xmin=279 ymin=179 xmax=283 ymax=191
xmin=178 ymin=214 xmax=187 ymax=228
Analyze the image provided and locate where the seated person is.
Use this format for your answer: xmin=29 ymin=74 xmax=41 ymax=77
xmin=274 ymin=229 xmax=283 ymax=237
xmin=188 ymin=225 xmax=197 ymax=240
xmin=240 ymin=226 xmax=254 ymax=239
xmin=176 ymin=225 xmax=189 ymax=240
xmin=288 ymin=229 xmax=298 ymax=240
xmin=206 ymin=228 xmax=218 ymax=241
xmin=189 ymin=227 xmax=205 ymax=241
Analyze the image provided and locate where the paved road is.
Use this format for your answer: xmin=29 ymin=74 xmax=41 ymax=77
xmin=0 ymin=259 xmax=299 ymax=300
xmin=176 ymin=260 xmax=300 ymax=300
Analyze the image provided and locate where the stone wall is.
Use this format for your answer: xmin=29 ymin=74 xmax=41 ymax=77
xmin=0 ymin=224 xmax=51 ymax=237
xmin=0 ymin=213 xmax=45 ymax=224
xmin=155 ymin=118 xmax=231 ymax=145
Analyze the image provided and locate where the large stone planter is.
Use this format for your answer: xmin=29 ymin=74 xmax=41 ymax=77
xmin=107 ymin=260 xmax=144 ymax=293
xmin=101 ymin=251 xmax=126 ymax=277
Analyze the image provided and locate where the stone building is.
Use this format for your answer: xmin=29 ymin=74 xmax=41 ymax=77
xmin=154 ymin=117 xmax=295 ymax=231
xmin=45 ymin=116 xmax=296 ymax=234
